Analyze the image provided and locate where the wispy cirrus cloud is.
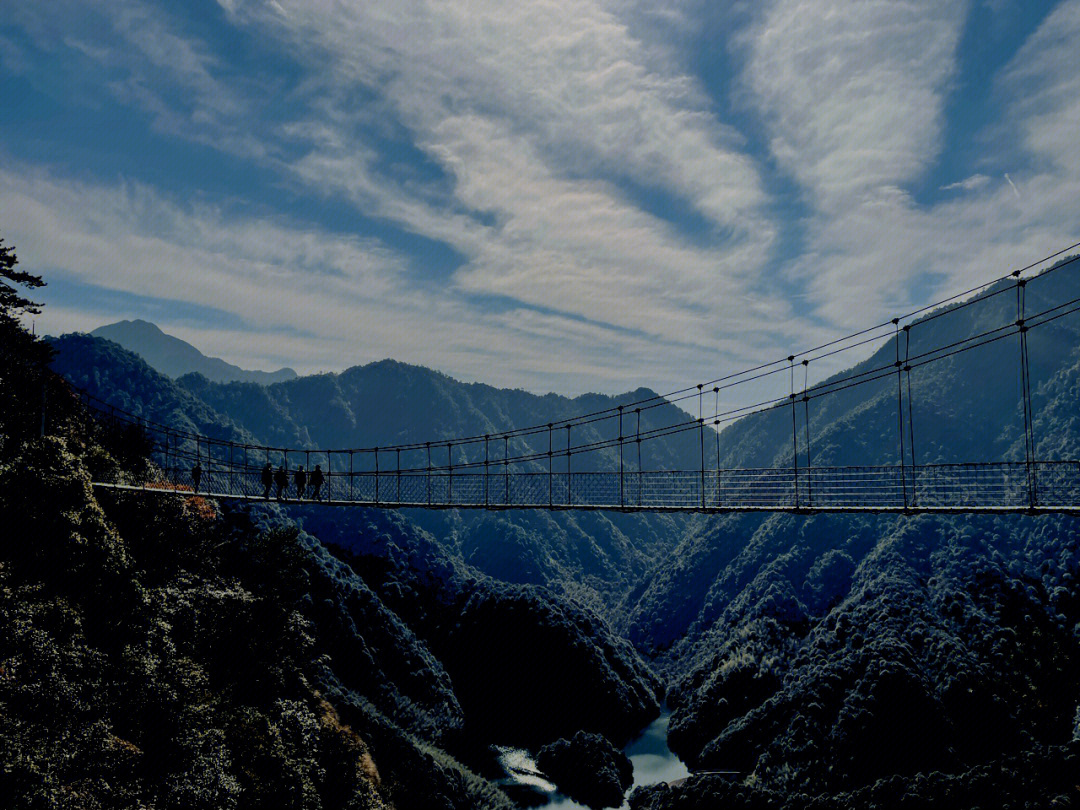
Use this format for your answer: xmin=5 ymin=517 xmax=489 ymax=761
xmin=211 ymin=0 xmax=787 ymax=350
xmin=940 ymin=174 xmax=991 ymax=193
xmin=743 ymin=0 xmax=969 ymax=209
xmin=222 ymin=0 xmax=772 ymax=236
xmin=4 ymin=0 xmax=803 ymax=393
xmin=739 ymin=0 xmax=1080 ymax=331
xmin=1001 ymin=0 xmax=1080 ymax=177
xmin=3 ymin=161 xmax=777 ymax=394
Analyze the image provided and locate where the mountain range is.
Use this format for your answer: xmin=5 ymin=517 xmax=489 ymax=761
xmin=36 ymin=260 xmax=1080 ymax=808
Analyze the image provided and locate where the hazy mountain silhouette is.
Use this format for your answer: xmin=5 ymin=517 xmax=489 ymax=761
xmin=91 ymin=319 xmax=297 ymax=384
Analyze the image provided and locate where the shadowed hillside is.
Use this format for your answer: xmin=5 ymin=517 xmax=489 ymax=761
xmin=51 ymin=333 xmax=700 ymax=616
xmin=42 ymin=259 xmax=1080 ymax=809
xmin=624 ymin=266 xmax=1080 ymax=806
xmin=4 ymin=289 xmax=661 ymax=809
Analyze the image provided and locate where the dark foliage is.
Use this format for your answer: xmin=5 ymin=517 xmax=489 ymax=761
xmin=623 ymin=265 xmax=1080 ymax=806
xmin=536 ymin=730 xmax=633 ymax=809
xmin=629 ymin=743 xmax=1079 ymax=809
xmin=296 ymin=506 xmax=663 ymax=747
xmin=0 ymin=440 xmax=392 ymax=808
xmin=442 ymin=583 xmax=661 ymax=746
xmin=53 ymin=333 xmax=696 ymax=618
xmin=1 ymin=286 xmax=512 ymax=809
xmin=48 ymin=333 xmax=254 ymax=448
xmin=0 ymin=235 xmax=44 ymax=317
xmin=40 ymin=256 xmax=1080 ymax=809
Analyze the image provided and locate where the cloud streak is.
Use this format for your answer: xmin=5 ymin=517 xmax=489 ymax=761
xmin=2 ymin=0 xmax=1079 ymax=405
xmin=741 ymin=0 xmax=1080 ymax=331
xmin=4 ymin=161 xmax=787 ymax=395
xmin=743 ymin=0 xmax=968 ymax=209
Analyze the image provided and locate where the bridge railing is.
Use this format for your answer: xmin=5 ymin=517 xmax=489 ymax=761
xmin=101 ymin=459 xmax=1080 ymax=512
xmin=72 ymin=248 xmax=1080 ymax=515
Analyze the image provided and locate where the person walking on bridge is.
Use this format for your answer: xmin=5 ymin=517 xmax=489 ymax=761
xmin=191 ymin=461 xmax=203 ymax=493
xmin=294 ymin=465 xmax=307 ymax=500
xmin=310 ymin=464 xmax=325 ymax=501
xmin=261 ymin=462 xmax=273 ymax=499
xmin=274 ymin=464 xmax=287 ymax=500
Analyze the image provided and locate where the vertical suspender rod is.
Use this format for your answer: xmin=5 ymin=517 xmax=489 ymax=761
xmin=1016 ymin=274 xmax=1037 ymax=507
xmin=802 ymin=359 xmax=812 ymax=508
xmin=566 ymin=425 xmax=572 ymax=505
xmin=548 ymin=424 xmax=553 ymax=508
xmin=894 ymin=318 xmax=907 ymax=509
xmin=618 ymin=407 xmax=624 ymax=509
xmin=714 ymin=387 xmax=721 ymax=509
xmin=636 ymin=408 xmax=642 ymax=507
xmin=698 ymin=384 xmax=705 ymax=510
xmin=904 ymin=325 xmax=916 ymax=506
xmin=789 ymin=356 xmax=799 ymax=509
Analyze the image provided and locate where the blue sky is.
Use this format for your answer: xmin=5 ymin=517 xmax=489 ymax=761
xmin=1 ymin=0 xmax=1077 ymax=397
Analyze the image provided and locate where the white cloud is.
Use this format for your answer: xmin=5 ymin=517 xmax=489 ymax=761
xmin=742 ymin=0 xmax=1080 ymax=331
xmin=5 ymin=0 xmax=1079 ymax=409
xmin=940 ymin=174 xmax=991 ymax=193
xmin=2 ymin=161 xmax=797 ymax=396
xmin=743 ymin=0 xmax=968 ymax=210
xmin=204 ymin=0 xmax=790 ymax=352
xmin=999 ymin=1 xmax=1080 ymax=177
xmin=1 ymin=0 xmax=799 ymax=386
xmin=224 ymin=0 xmax=771 ymax=234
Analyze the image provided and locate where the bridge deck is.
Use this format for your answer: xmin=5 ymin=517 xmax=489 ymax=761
xmin=90 ymin=482 xmax=1080 ymax=515
xmin=91 ymin=461 xmax=1080 ymax=515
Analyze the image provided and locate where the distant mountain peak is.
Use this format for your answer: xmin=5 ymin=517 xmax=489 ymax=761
xmin=90 ymin=320 xmax=297 ymax=385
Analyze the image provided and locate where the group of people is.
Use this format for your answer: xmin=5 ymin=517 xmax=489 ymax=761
xmin=262 ymin=462 xmax=325 ymax=501
xmin=188 ymin=460 xmax=326 ymax=500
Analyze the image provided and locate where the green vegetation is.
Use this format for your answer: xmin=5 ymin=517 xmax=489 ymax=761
xmin=2 ymin=233 xmax=665 ymax=808
xmin=536 ymin=731 xmax=633 ymax=809
xmin=0 ymin=337 xmax=390 ymax=807
xmin=23 ymin=231 xmax=1080 ymax=809
xmin=0 ymin=237 xmax=503 ymax=809
xmin=624 ymin=266 xmax=1080 ymax=807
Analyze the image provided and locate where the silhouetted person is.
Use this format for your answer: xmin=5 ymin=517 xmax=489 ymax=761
xmin=274 ymin=465 xmax=287 ymax=500
xmin=310 ymin=464 xmax=325 ymax=501
xmin=191 ymin=462 xmax=203 ymax=492
xmin=261 ymin=463 xmax=273 ymax=499
xmin=294 ymin=465 xmax=307 ymax=500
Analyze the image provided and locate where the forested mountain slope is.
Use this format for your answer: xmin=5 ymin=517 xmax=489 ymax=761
xmin=5 ymin=305 xmax=661 ymax=808
xmin=44 ymin=261 xmax=1080 ymax=808
xmin=624 ymin=270 xmax=1080 ymax=806
xmin=50 ymin=334 xmax=700 ymax=615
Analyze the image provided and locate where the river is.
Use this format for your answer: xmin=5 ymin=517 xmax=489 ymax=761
xmin=496 ymin=712 xmax=690 ymax=809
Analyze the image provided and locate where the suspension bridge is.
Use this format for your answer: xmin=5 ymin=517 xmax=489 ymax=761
xmin=79 ymin=247 xmax=1080 ymax=515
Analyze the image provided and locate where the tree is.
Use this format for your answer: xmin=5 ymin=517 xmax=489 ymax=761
xmin=0 ymin=234 xmax=54 ymax=446
xmin=0 ymin=236 xmax=45 ymax=320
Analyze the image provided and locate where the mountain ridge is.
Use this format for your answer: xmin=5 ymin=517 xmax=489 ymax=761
xmin=43 ymin=259 xmax=1080 ymax=809
xmin=91 ymin=319 xmax=298 ymax=385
